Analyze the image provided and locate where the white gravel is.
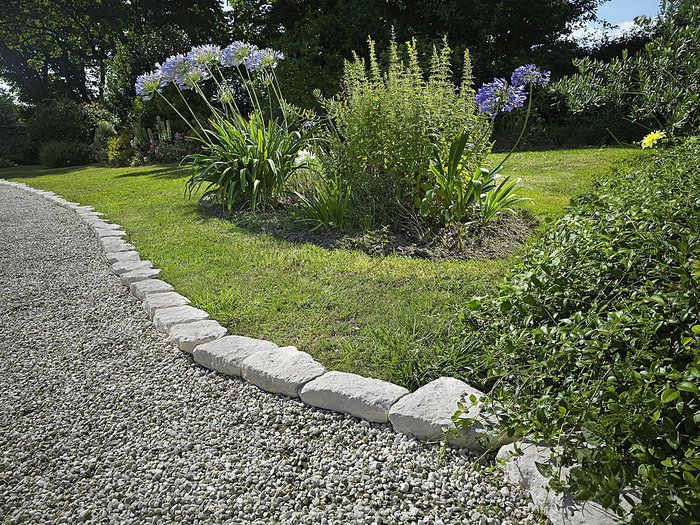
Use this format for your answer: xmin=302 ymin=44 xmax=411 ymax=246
xmin=0 ymin=184 xmax=542 ymax=524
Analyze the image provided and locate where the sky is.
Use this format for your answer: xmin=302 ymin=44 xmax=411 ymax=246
xmin=572 ymin=0 xmax=662 ymax=42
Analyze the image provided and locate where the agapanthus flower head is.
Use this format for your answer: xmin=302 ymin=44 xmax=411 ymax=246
xmin=257 ymin=48 xmax=285 ymax=69
xmin=475 ymin=78 xmax=526 ymax=118
xmin=161 ymin=54 xmax=192 ymax=88
xmin=245 ymin=49 xmax=265 ymax=72
xmin=135 ymin=69 xmax=163 ymax=100
xmin=187 ymin=45 xmax=222 ymax=67
xmin=221 ymin=41 xmax=259 ymax=67
xmin=511 ymin=64 xmax=551 ymax=88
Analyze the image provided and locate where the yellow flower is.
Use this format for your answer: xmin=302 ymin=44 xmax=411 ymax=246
xmin=641 ymin=130 xmax=666 ymax=149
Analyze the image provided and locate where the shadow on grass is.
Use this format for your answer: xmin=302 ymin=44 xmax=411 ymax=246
xmin=114 ymin=165 xmax=189 ymax=180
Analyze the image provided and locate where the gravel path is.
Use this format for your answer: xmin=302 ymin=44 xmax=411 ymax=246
xmin=0 ymin=184 xmax=540 ymax=525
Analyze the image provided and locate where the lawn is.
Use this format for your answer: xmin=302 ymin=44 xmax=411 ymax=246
xmin=1 ymin=147 xmax=638 ymax=385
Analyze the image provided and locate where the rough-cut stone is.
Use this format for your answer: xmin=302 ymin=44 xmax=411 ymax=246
xmin=497 ymin=443 xmax=622 ymax=525
xmin=388 ymin=377 xmax=502 ymax=449
xmin=95 ymin=228 xmax=126 ymax=238
xmin=111 ymin=259 xmax=153 ymax=276
xmin=169 ymin=320 xmax=227 ymax=353
xmin=118 ymin=267 xmax=161 ymax=284
xmin=105 ymin=250 xmax=140 ymax=265
xmin=91 ymin=221 xmax=122 ymax=231
xmin=129 ymin=279 xmax=173 ymax=300
xmin=152 ymin=306 xmax=209 ymax=333
xmin=299 ymin=371 xmax=409 ymax=423
xmin=241 ymin=346 xmax=326 ymax=398
xmin=100 ymin=238 xmax=134 ymax=253
xmin=193 ymin=336 xmax=279 ymax=377
xmin=141 ymin=292 xmax=189 ymax=318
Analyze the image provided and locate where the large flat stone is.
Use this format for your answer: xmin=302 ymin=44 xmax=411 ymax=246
xmin=141 ymin=292 xmax=189 ymax=318
xmin=129 ymin=279 xmax=173 ymax=300
xmin=497 ymin=443 xmax=622 ymax=525
xmin=193 ymin=336 xmax=279 ymax=377
xmin=388 ymin=377 xmax=502 ymax=449
xmin=169 ymin=320 xmax=227 ymax=353
xmin=118 ymin=267 xmax=161 ymax=284
xmin=100 ymin=238 xmax=135 ymax=253
xmin=299 ymin=371 xmax=409 ymax=423
xmin=111 ymin=259 xmax=153 ymax=276
xmin=152 ymin=305 xmax=209 ymax=333
xmin=90 ymin=221 xmax=122 ymax=231
xmin=241 ymin=346 xmax=326 ymax=398
xmin=105 ymin=250 xmax=140 ymax=265
xmin=95 ymin=228 xmax=126 ymax=238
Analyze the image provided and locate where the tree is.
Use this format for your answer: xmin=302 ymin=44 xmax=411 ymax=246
xmin=0 ymin=0 xmax=231 ymax=105
xmin=228 ymin=0 xmax=606 ymax=105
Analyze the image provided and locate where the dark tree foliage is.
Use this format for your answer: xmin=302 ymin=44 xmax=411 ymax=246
xmin=228 ymin=0 xmax=605 ymax=104
xmin=0 ymin=0 xmax=231 ymax=104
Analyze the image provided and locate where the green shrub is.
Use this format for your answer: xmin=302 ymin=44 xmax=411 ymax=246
xmin=38 ymin=141 xmax=91 ymax=168
xmin=27 ymin=98 xmax=111 ymax=147
xmin=461 ymin=140 xmax=700 ymax=523
xmin=185 ymin=112 xmax=315 ymax=211
xmin=107 ymin=133 xmax=133 ymax=167
xmin=91 ymin=120 xmax=117 ymax=163
xmin=294 ymin=175 xmax=351 ymax=230
xmin=322 ymin=37 xmax=491 ymax=224
xmin=0 ymin=158 xmax=16 ymax=168
xmin=554 ymin=1 xmax=700 ymax=137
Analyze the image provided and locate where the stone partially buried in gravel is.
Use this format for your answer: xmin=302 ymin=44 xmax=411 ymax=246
xmin=152 ymin=305 xmax=209 ymax=333
xmin=95 ymin=228 xmax=126 ymax=238
xmin=129 ymin=279 xmax=173 ymax=300
xmin=388 ymin=377 xmax=497 ymax=449
xmin=111 ymin=259 xmax=153 ymax=276
xmin=193 ymin=335 xmax=279 ymax=377
xmin=497 ymin=443 xmax=620 ymax=525
xmin=169 ymin=320 xmax=227 ymax=353
xmin=105 ymin=250 xmax=140 ymax=265
xmin=142 ymin=291 xmax=190 ymax=318
xmin=118 ymin=267 xmax=161 ymax=284
xmin=300 ymin=371 xmax=409 ymax=423
xmin=241 ymin=346 xmax=326 ymax=398
xmin=100 ymin=237 xmax=134 ymax=253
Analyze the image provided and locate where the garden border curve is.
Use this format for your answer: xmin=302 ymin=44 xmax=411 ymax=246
xmin=0 ymin=178 xmax=625 ymax=525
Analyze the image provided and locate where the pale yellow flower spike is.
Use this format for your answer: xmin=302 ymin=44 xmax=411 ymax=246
xmin=641 ymin=130 xmax=666 ymax=149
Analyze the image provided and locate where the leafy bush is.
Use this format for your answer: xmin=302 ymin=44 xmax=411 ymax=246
xmin=27 ymin=98 xmax=111 ymax=147
xmin=321 ymin=37 xmax=491 ymax=223
xmin=92 ymin=121 xmax=117 ymax=163
xmin=460 ymin=140 xmax=700 ymax=523
xmin=0 ymin=158 xmax=15 ymax=168
xmin=185 ymin=112 xmax=313 ymax=210
xmin=555 ymin=1 xmax=700 ymax=137
xmin=0 ymin=94 xmax=32 ymax=163
xmin=39 ymin=141 xmax=90 ymax=168
xmin=131 ymin=118 xmax=197 ymax=165
xmin=294 ymin=175 xmax=351 ymax=231
xmin=107 ymin=133 xmax=134 ymax=167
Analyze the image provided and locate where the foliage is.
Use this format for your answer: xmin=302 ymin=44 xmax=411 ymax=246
xmin=185 ymin=113 xmax=313 ymax=210
xmin=461 ymin=140 xmax=700 ymax=524
xmin=0 ymin=158 xmax=15 ymax=168
xmin=294 ymin=174 xmax=351 ymax=231
xmin=322 ymin=37 xmax=491 ymax=224
xmin=228 ymin=0 xmax=601 ymax=106
xmin=555 ymin=0 xmax=700 ymax=137
xmin=0 ymin=0 xmax=230 ymax=104
xmin=92 ymin=121 xmax=117 ymax=163
xmin=26 ymin=98 xmax=110 ymax=149
xmin=137 ymin=42 xmax=314 ymax=211
xmin=107 ymin=133 xmax=133 ymax=167
xmin=0 ymin=93 xmax=31 ymax=163
xmin=38 ymin=141 xmax=90 ymax=168
xmin=131 ymin=118 xmax=197 ymax=165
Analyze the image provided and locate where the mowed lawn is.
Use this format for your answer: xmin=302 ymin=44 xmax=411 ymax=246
xmin=1 ymin=147 xmax=638 ymax=385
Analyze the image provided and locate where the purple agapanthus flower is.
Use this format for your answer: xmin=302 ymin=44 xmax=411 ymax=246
xmin=135 ymin=69 xmax=163 ymax=100
xmin=187 ymin=44 xmax=222 ymax=67
xmin=476 ymin=78 xmax=526 ymax=118
xmin=257 ymin=48 xmax=284 ymax=69
xmin=160 ymin=53 xmax=209 ymax=90
xmin=511 ymin=64 xmax=551 ymax=88
xmin=221 ymin=41 xmax=259 ymax=67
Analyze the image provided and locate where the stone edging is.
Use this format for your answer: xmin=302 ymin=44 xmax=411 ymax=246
xmin=0 ymin=179 xmax=624 ymax=525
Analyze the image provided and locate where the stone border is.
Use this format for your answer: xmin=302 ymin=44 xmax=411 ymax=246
xmin=0 ymin=179 xmax=624 ymax=525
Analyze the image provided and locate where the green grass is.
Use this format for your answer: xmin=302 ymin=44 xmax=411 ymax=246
xmin=0 ymin=147 xmax=638 ymax=385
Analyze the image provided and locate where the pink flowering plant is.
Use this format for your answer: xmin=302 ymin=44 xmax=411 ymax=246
xmin=135 ymin=42 xmax=317 ymax=211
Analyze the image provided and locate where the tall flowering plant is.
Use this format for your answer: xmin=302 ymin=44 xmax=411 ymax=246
xmin=135 ymin=42 xmax=316 ymax=211
xmin=421 ymin=64 xmax=550 ymax=226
